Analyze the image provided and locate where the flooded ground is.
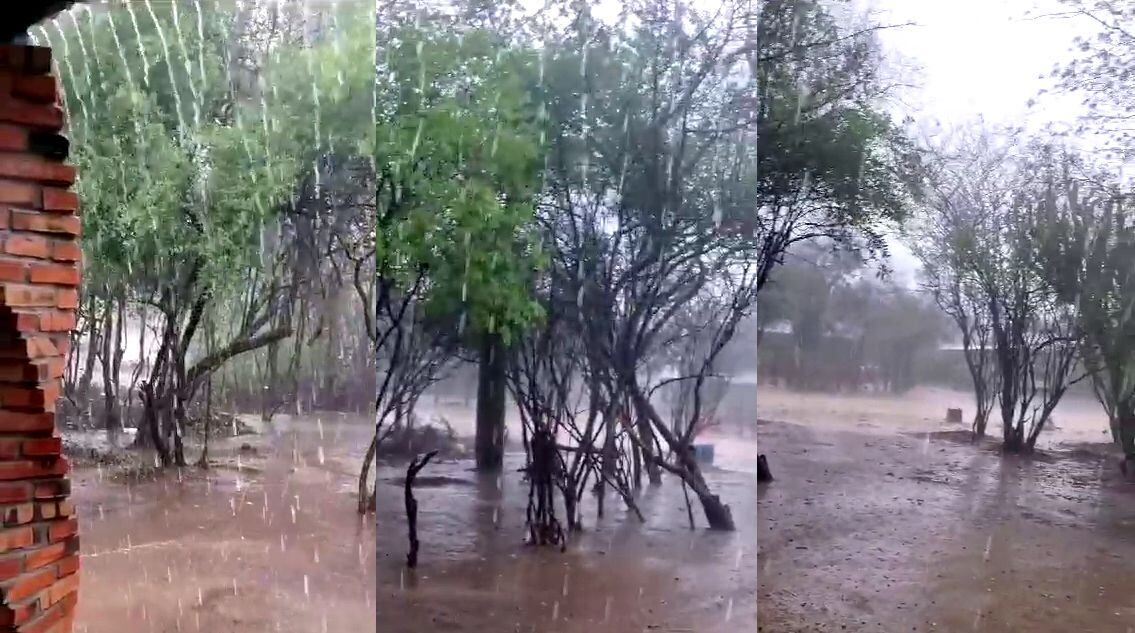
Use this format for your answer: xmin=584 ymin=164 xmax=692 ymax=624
xmin=69 ymin=414 xmax=377 ymax=633
xmin=376 ymin=417 xmax=759 ymax=633
xmin=758 ymin=386 xmax=1135 ymax=633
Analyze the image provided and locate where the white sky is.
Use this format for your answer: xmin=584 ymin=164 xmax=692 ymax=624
xmin=516 ymin=0 xmax=1103 ymax=286
xmin=870 ymin=0 xmax=1089 ymax=130
xmin=861 ymin=0 xmax=1098 ymax=287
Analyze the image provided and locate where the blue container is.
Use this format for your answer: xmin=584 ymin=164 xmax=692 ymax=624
xmin=692 ymin=443 xmax=715 ymax=465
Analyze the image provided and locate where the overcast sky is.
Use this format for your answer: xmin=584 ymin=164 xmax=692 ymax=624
xmin=857 ymin=0 xmax=1097 ymax=286
xmin=869 ymin=0 xmax=1088 ymax=129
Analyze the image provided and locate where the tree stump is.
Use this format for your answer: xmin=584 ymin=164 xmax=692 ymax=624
xmin=1120 ymin=457 xmax=1135 ymax=483
xmin=757 ymin=454 xmax=773 ymax=482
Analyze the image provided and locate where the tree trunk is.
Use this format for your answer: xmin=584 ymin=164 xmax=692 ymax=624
xmin=972 ymin=409 xmax=988 ymax=438
xmin=475 ymin=333 xmax=507 ymax=472
xmin=262 ymin=335 xmax=280 ymax=422
xmin=404 ymin=451 xmax=438 ymax=568
xmin=78 ymin=295 xmax=99 ymax=406
xmin=140 ymin=383 xmax=171 ymax=464
xmin=627 ymin=381 xmax=735 ymax=531
xmin=358 ymin=430 xmax=379 ymax=514
xmin=99 ymin=298 xmax=121 ymax=445
xmin=1117 ymin=413 xmax=1135 ymax=481
xmin=636 ymin=415 xmax=662 ymax=485
xmin=683 ymin=457 xmax=735 ymax=530
xmin=198 ymin=372 xmax=212 ymax=469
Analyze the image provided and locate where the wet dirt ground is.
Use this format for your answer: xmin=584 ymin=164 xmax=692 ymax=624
xmin=758 ymin=387 xmax=1135 ymax=633
xmin=69 ymin=414 xmax=377 ymax=633
xmin=376 ymin=425 xmax=760 ymax=633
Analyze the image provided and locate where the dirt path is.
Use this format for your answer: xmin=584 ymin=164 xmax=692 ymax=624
xmin=758 ymin=412 xmax=1135 ymax=633
xmin=70 ymin=414 xmax=377 ymax=633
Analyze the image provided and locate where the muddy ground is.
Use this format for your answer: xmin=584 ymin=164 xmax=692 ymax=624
xmin=376 ymin=428 xmax=760 ymax=633
xmin=758 ymin=387 xmax=1135 ymax=633
xmin=68 ymin=414 xmax=377 ymax=633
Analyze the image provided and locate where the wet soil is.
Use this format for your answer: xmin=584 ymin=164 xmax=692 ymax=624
xmin=70 ymin=413 xmax=377 ymax=633
xmin=758 ymin=388 xmax=1135 ymax=633
xmin=376 ymin=428 xmax=760 ymax=633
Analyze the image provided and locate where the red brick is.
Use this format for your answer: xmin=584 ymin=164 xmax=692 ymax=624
xmin=40 ymin=188 xmax=76 ymax=213
xmin=0 ymin=260 xmax=27 ymax=282
xmin=0 ymin=360 xmax=40 ymax=383
xmin=0 ymin=180 xmax=38 ymax=206
xmin=0 ymin=483 xmax=30 ymax=504
xmin=0 ymin=100 xmax=64 ymax=130
xmin=0 ymin=46 xmax=29 ymax=71
xmin=22 ymin=438 xmax=59 ymax=457
xmin=0 ymin=526 xmax=32 ymax=553
xmin=13 ymin=311 xmax=40 ymax=332
xmin=12 ymin=76 xmax=56 ymax=104
xmin=34 ymin=503 xmax=54 ymax=521
xmin=24 ymin=337 xmax=59 ymax=359
xmin=32 ymin=480 xmax=67 ymax=500
xmin=54 ymin=289 xmax=76 ymax=310
xmin=49 ymin=240 xmax=78 ymax=262
xmin=28 ymin=264 xmax=78 ymax=286
xmin=0 ymin=439 xmax=20 ymax=460
xmin=0 ymin=124 xmax=27 ymax=151
xmin=0 ymin=554 xmax=22 ymax=582
xmin=43 ymin=358 xmax=64 ymax=380
xmin=55 ymin=555 xmax=77 ymax=579
xmin=5 ymin=234 xmax=49 ymax=258
xmin=44 ymin=577 xmax=76 ymax=612
xmin=55 ymin=501 xmax=72 ymax=518
xmin=22 ymin=601 xmax=69 ymax=633
xmin=11 ymin=211 xmax=80 ymax=236
xmin=22 ymin=542 xmax=63 ymax=571
xmin=46 ymin=519 xmax=76 ymax=543
xmin=0 ymin=460 xmax=65 ymax=481
xmin=2 ymin=566 xmax=55 ymax=604
xmin=1 ymin=503 xmax=32 ymax=527
xmin=0 ymin=357 xmax=39 ymax=380
xmin=0 ymin=412 xmax=53 ymax=433
xmin=0 ymin=595 xmax=37 ymax=627
xmin=39 ymin=312 xmax=74 ymax=333
xmin=0 ymin=284 xmax=56 ymax=307
xmin=25 ymin=48 xmax=52 ymax=75
xmin=0 ymin=155 xmax=72 ymax=185
xmin=42 ymin=608 xmax=76 ymax=633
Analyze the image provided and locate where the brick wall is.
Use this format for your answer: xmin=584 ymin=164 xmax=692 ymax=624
xmin=0 ymin=44 xmax=80 ymax=633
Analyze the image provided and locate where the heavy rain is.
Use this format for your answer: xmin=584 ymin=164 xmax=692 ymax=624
xmin=374 ymin=1 xmax=761 ymax=631
xmin=756 ymin=1 xmax=1135 ymax=631
xmin=6 ymin=0 xmax=1134 ymax=631
xmin=23 ymin=1 xmax=377 ymax=630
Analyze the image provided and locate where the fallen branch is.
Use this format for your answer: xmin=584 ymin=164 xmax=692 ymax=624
xmin=405 ymin=450 xmax=439 ymax=568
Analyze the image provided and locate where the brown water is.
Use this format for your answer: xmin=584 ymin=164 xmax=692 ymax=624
xmin=758 ymin=387 xmax=1135 ymax=633
xmin=70 ymin=414 xmax=377 ymax=633
xmin=376 ymin=427 xmax=760 ymax=633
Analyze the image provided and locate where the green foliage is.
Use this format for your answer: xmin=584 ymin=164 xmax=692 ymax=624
xmin=46 ymin=2 xmax=371 ymax=305
xmin=1038 ymin=164 xmax=1135 ymax=447
xmin=376 ymin=21 xmax=545 ymax=344
xmin=757 ymin=0 xmax=923 ymax=250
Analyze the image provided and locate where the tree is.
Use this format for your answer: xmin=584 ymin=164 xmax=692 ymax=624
xmin=916 ymin=130 xmax=1086 ymax=452
xmin=913 ymin=128 xmax=1014 ymax=436
xmin=1051 ymin=1 xmax=1135 ymax=153
xmin=46 ymin=0 xmax=373 ymax=465
xmin=368 ymin=10 xmax=544 ymax=493
xmin=1040 ymin=163 xmax=1135 ymax=472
